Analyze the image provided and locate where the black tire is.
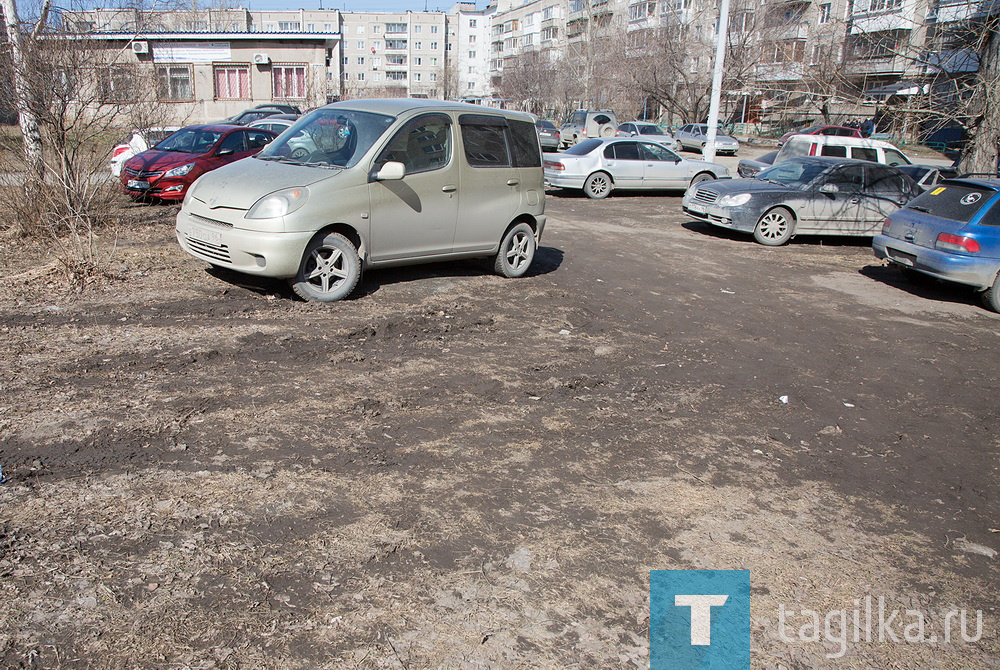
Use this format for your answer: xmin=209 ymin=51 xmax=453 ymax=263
xmin=753 ymin=207 xmax=795 ymax=246
xmin=982 ymin=274 xmax=1000 ymax=313
xmin=584 ymin=172 xmax=612 ymax=199
xmin=290 ymin=232 xmax=361 ymax=302
xmin=690 ymin=172 xmax=714 ymax=188
xmin=493 ymin=223 xmax=536 ymax=278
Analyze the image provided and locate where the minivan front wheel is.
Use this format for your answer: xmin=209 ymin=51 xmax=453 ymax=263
xmin=494 ymin=223 xmax=536 ymax=278
xmin=290 ymin=232 xmax=361 ymax=302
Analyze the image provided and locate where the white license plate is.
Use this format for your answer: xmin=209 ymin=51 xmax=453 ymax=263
xmin=127 ymin=179 xmax=149 ymax=189
xmin=188 ymin=226 xmax=222 ymax=246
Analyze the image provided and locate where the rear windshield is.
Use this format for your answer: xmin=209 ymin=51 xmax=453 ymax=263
xmin=564 ymin=139 xmax=602 ymax=155
xmin=905 ymin=183 xmax=998 ymax=224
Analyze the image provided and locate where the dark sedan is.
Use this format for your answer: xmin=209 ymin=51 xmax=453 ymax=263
xmin=737 ymin=150 xmax=778 ymax=178
xmin=682 ymin=157 xmax=921 ymax=245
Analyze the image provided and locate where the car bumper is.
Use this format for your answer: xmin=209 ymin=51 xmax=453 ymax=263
xmin=681 ymin=198 xmax=756 ymax=233
xmin=176 ymin=209 xmax=312 ymax=278
xmin=873 ymin=235 xmax=1000 ymax=289
xmin=544 ymin=172 xmax=586 ymax=189
xmin=122 ymin=177 xmax=191 ymax=201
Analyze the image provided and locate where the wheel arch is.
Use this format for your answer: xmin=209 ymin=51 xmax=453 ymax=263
xmin=308 ymin=223 xmax=366 ymax=263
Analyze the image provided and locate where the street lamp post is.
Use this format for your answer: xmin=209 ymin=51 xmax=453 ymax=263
xmin=703 ymin=0 xmax=731 ymax=163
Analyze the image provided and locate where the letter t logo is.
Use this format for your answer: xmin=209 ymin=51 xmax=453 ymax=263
xmin=675 ymin=595 xmax=730 ymax=645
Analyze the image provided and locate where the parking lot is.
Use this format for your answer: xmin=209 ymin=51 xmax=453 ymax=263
xmin=0 ymin=175 xmax=997 ymax=668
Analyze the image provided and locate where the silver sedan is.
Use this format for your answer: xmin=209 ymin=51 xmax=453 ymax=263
xmin=543 ymin=138 xmax=730 ymax=199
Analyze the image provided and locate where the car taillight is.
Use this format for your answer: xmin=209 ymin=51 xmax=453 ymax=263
xmin=112 ymin=145 xmax=130 ymax=158
xmin=544 ymin=161 xmax=565 ymax=171
xmin=881 ymin=217 xmax=891 ymax=232
xmin=580 ymin=129 xmax=587 ymax=137
xmin=935 ymin=233 xmax=981 ymax=253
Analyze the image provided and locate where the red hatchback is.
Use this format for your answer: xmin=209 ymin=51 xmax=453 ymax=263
xmin=777 ymin=125 xmax=863 ymax=146
xmin=120 ymin=124 xmax=277 ymax=201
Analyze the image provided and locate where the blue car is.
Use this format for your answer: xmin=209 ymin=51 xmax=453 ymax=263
xmin=873 ymin=177 xmax=1000 ymax=312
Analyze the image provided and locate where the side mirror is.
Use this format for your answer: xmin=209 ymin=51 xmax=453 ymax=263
xmin=819 ymin=183 xmax=839 ymax=194
xmin=375 ymin=161 xmax=405 ymax=181
xmin=217 ymin=148 xmax=235 ymax=157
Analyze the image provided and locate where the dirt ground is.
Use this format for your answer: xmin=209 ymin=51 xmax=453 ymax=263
xmin=0 ymin=177 xmax=997 ymax=669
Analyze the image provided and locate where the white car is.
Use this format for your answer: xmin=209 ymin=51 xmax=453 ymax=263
xmin=616 ymin=122 xmax=678 ymax=150
xmin=109 ymin=127 xmax=180 ymax=176
xmin=543 ymin=137 xmax=730 ymax=199
xmin=675 ymin=123 xmax=740 ymax=155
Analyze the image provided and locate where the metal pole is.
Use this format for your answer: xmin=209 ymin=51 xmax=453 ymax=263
xmin=703 ymin=0 xmax=731 ymax=163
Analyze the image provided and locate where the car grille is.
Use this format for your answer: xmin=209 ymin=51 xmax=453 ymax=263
xmin=691 ymin=188 xmax=720 ymax=205
xmin=185 ymin=235 xmax=231 ymax=264
xmin=190 ymin=214 xmax=234 ymax=229
xmin=124 ymin=167 xmax=164 ymax=179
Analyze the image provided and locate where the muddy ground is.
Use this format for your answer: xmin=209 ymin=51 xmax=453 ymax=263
xmin=0 ymin=181 xmax=997 ymax=669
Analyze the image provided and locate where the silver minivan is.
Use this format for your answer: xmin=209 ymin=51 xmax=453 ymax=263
xmin=176 ymin=99 xmax=547 ymax=302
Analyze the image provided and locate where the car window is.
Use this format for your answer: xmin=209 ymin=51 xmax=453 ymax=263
xmin=564 ymin=138 xmax=602 ymax=155
xmin=619 ymin=124 xmax=633 ymax=134
xmin=259 ymin=109 xmax=394 ymax=168
xmin=905 ymin=184 xmax=998 ymax=224
xmin=758 ymin=160 xmax=828 ymax=186
xmin=592 ymin=114 xmax=612 ymax=125
xmin=245 ymin=130 xmax=274 ymax=151
xmin=884 ymin=149 xmax=910 ymax=166
xmin=383 ymin=113 xmax=453 ymax=173
xmin=609 ymin=142 xmax=641 ymax=160
xmin=217 ymin=131 xmax=246 ymax=154
xmin=823 ymin=165 xmax=865 ymax=192
xmin=508 ymin=119 xmax=541 ymax=168
xmin=637 ymin=125 xmax=664 ymax=135
xmin=851 ymin=147 xmax=879 ymax=162
xmin=640 ymin=142 xmax=678 ymax=161
xmin=155 ymin=128 xmax=223 ymax=153
xmin=820 ymin=145 xmax=848 ymax=158
xmin=866 ymin=166 xmax=909 ymax=197
xmin=460 ymin=116 xmax=512 ymax=168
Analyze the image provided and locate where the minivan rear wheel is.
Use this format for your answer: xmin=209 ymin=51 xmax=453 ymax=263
xmin=982 ymin=274 xmax=1000 ymax=313
xmin=290 ymin=232 xmax=361 ymax=302
xmin=494 ymin=223 xmax=536 ymax=278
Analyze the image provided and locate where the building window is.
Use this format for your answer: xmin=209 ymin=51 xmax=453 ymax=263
xmin=374 ymin=72 xmax=382 ymax=81
xmin=819 ymin=3 xmax=831 ymax=23
xmin=214 ymin=65 xmax=250 ymax=99
xmin=357 ymin=26 xmax=364 ymax=34
xmin=414 ymin=24 xmax=422 ymax=33
xmin=273 ymin=65 xmax=306 ymax=98
xmin=414 ymin=73 xmax=421 ymax=81
xmin=431 ymin=57 xmax=438 ymax=65
xmin=156 ymin=64 xmax=193 ymax=100
xmin=342 ymin=56 xmax=349 ymax=65
xmin=414 ymin=57 xmax=422 ymax=65
xmin=372 ymin=24 xmax=381 ymax=33
xmin=324 ymin=23 xmax=332 ymax=31
xmin=185 ymin=20 xmax=207 ymax=31
xmin=358 ymin=41 xmax=365 ymax=49
xmin=100 ymin=66 xmax=134 ymax=102
xmin=372 ymin=57 xmax=381 ymax=67
xmin=541 ymin=26 xmax=557 ymax=40
xmin=468 ymin=81 xmax=475 ymax=89
xmin=307 ymin=23 xmax=315 ymax=31
xmin=431 ymin=25 xmax=439 ymax=33
xmin=278 ymin=22 xmax=301 ymax=31
xmin=386 ymin=71 xmax=407 ymax=80
xmin=358 ymin=72 xmax=365 ymax=80
xmin=431 ymin=41 xmax=438 ymax=49
xmin=869 ymin=0 xmax=903 ymax=10
xmin=415 ymin=41 xmax=422 ymax=49
xmin=469 ymin=34 xmax=477 ymax=43
xmin=357 ymin=56 xmax=365 ymax=64
xmin=430 ymin=73 xmax=437 ymax=81
xmin=469 ymin=50 xmax=476 ymax=58
xmin=386 ymin=39 xmax=407 ymax=49
xmin=387 ymin=55 xmax=406 ymax=65
xmin=468 ymin=66 xmax=475 ymax=73
xmin=386 ymin=22 xmax=407 ymax=33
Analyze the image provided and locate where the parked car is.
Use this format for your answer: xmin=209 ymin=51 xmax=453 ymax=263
xmin=675 ymin=124 xmax=740 ymax=155
xmin=873 ymin=176 xmax=1000 ymax=312
xmin=559 ymin=110 xmax=619 ymax=148
xmin=616 ymin=122 xmax=678 ymax=150
xmin=535 ymin=119 xmax=561 ymax=151
xmin=543 ymin=137 xmax=730 ymax=199
xmin=221 ymin=106 xmax=289 ymax=126
xmin=121 ymin=124 xmax=277 ymax=201
xmin=682 ymin=156 xmax=920 ymax=245
xmin=737 ymin=150 xmax=779 ymax=179
xmin=109 ymin=127 xmax=180 ymax=176
xmin=776 ymin=135 xmax=911 ymax=166
xmin=777 ymin=125 xmax=863 ymax=146
xmin=253 ymin=103 xmax=301 ymax=115
xmin=246 ymin=113 xmax=300 ymax=134
xmin=895 ymin=164 xmax=958 ymax=191
xmin=176 ymin=99 xmax=547 ymax=302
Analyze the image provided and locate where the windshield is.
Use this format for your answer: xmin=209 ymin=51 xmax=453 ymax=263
xmin=154 ymin=128 xmax=223 ymax=154
xmin=564 ymin=139 xmax=602 ymax=155
xmin=537 ymin=120 xmax=556 ymax=130
xmin=256 ymin=108 xmax=396 ymax=168
xmin=637 ymin=125 xmax=665 ymax=135
xmin=756 ymin=160 xmax=828 ymax=187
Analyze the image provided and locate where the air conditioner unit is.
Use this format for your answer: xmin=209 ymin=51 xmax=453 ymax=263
xmin=131 ymin=40 xmax=148 ymax=54
xmin=253 ymin=53 xmax=271 ymax=65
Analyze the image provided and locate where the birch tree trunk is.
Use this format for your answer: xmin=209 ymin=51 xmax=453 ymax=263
xmin=960 ymin=23 xmax=1000 ymax=175
xmin=0 ymin=0 xmax=46 ymax=187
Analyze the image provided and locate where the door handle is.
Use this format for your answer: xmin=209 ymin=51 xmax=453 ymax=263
xmin=850 ymin=197 xmax=862 ymax=204
xmin=506 ymin=179 xmax=519 ymax=186
xmin=442 ymin=184 xmax=457 ymax=192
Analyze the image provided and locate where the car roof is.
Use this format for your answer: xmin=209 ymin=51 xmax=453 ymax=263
xmin=778 ymin=156 xmax=897 ymax=168
xmin=941 ymin=177 xmax=1000 ymax=190
xmin=784 ymin=134 xmax=901 ymax=150
xmin=319 ymin=98 xmax=534 ymax=123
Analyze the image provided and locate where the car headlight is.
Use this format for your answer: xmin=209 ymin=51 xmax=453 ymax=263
xmin=718 ymin=193 xmax=752 ymax=207
xmin=245 ymin=187 xmax=309 ymax=219
xmin=163 ymin=162 xmax=195 ymax=178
